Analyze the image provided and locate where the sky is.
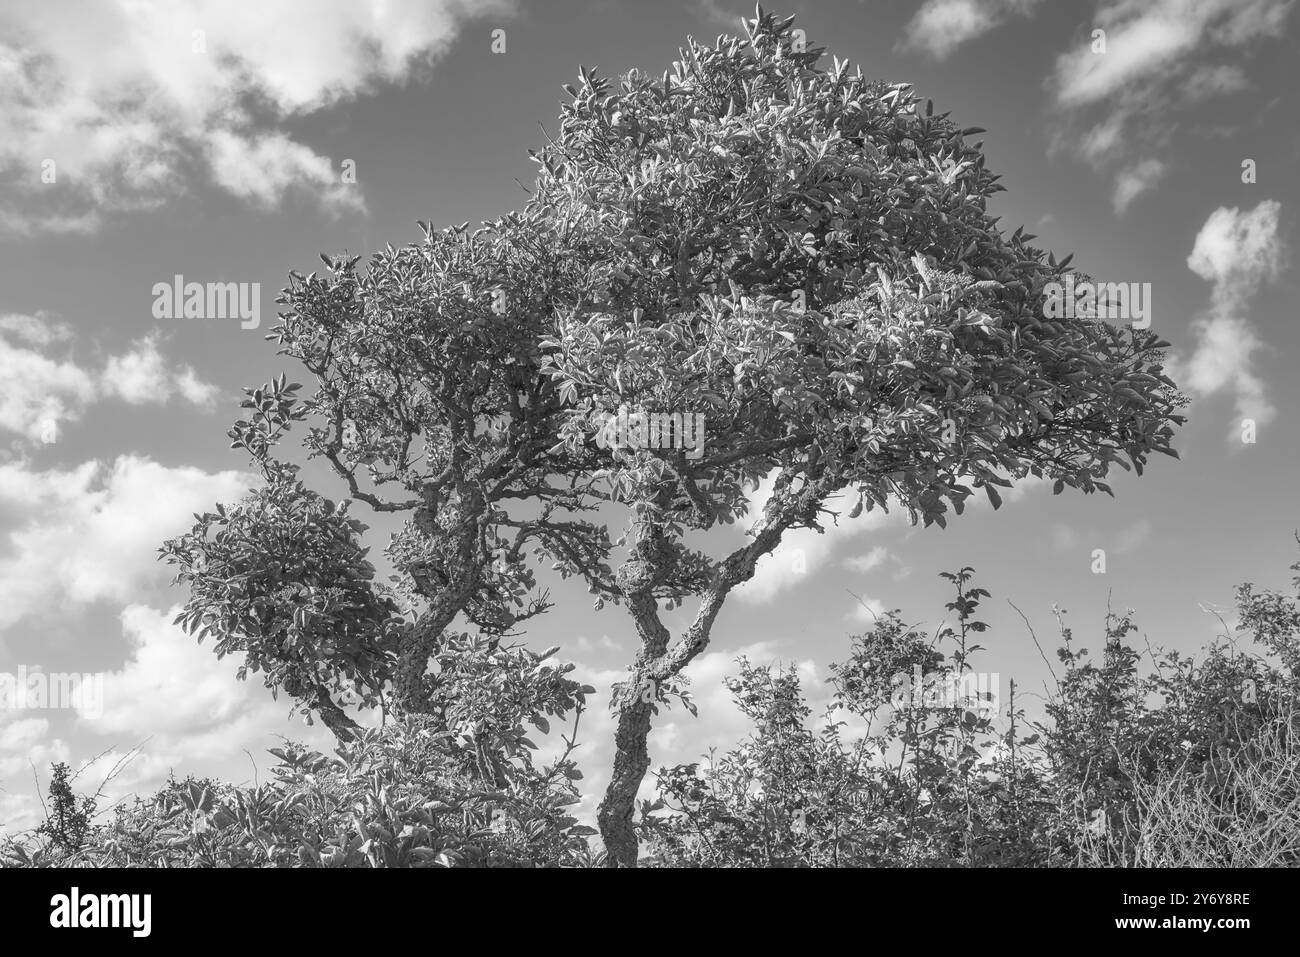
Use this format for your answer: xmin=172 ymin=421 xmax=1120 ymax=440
xmin=0 ymin=0 xmax=1296 ymax=834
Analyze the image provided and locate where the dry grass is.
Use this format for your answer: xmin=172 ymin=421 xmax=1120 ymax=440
xmin=1081 ymin=708 xmax=1300 ymax=867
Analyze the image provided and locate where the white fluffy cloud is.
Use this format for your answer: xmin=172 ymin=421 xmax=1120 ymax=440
xmin=101 ymin=335 xmax=219 ymax=408
xmin=0 ymin=456 xmax=341 ymax=834
xmin=0 ymin=331 xmax=97 ymax=443
xmin=0 ymin=313 xmax=74 ymax=347
xmin=1112 ymin=159 xmax=1167 ymax=214
xmin=1175 ymin=201 xmax=1286 ymax=430
xmin=0 ymin=317 xmax=218 ymax=441
xmin=205 ymin=130 xmax=358 ymax=212
xmin=901 ymin=0 xmax=1043 ymax=59
xmin=1053 ymin=0 xmax=1288 ymax=107
xmin=0 ymin=710 xmax=70 ymax=831
xmin=848 ymin=594 xmax=888 ymax=622
xmin=0 ymin=455 xmax=251 ymax=629
xmin=735 ymin=473 xmax=1045 ymax=604
xmin=0 ymin=603 xmax=337 ymax=834
xmin=0 ymin=0 xmax=514 ymax=233
xmin=1048 ymin=0 xmax=1292 ymax=212
xmin=1187 ymin=201 xmax=1286 ymax=294
xmin=81 ymin=604 xmax=320 ymax=763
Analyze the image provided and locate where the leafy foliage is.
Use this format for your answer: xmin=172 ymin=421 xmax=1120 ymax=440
xmin=4 ymin=717 xmax=598 ymax=869
xmin=34 ymin=762 xmax=96 ymax=854
xmin=161 ymin=466 xmax=400 ymax=736
xmin=525 ymin=7 xmax=1184 ymax=862
xmin=639 ymin=550 xmax=1300 ymax=868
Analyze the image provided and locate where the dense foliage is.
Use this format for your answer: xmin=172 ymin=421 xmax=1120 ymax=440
xmin=8 ymin=547 xmax=1300 ymax=868
xmin=5 ymin=724 xmax=598 ymax=868
xmin=5 ymin=635 xmax=599 ymax=868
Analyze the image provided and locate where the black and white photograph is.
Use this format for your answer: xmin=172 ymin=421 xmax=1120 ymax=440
xmin=0 ymin=0 xmax=1294 ymax=936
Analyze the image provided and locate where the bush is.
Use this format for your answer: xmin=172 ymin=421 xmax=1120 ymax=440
xmin=4 ymin=718 xmax=598 ymax=868
xmin=10 ymin=548 xmax=1300 ymax=868
xmin=639 ymin=549 xmax=1300 ymax=868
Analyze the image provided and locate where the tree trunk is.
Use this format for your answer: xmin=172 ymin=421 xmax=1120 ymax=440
xmin=594 ymin=471 xmax=825 ymax=866
xmin=597 ymin=527 xmax=673 ymax=867
xmin=597 ymin=670 xmax=656 ymax=866
xmin=394 ymin=493 xmax=487 ymax=714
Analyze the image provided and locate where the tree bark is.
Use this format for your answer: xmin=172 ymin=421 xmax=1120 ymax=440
xmin=312 ymin=685 xmax=361 ymax=742
xmin=597 ymin=671 xmax=656 ymax=866
xmin=597 ymin=587 xmax=671 ymax=866
xmin=393 ymin=492 xmax=487 ymax=715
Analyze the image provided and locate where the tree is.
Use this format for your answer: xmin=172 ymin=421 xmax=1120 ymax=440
xmin=164 ymin=6 xmax=1184 ymax=867
xmin=162 ymin=211 xmax=609 ymax=740
xmin=532 ymin=9 xmax=1184 ymax=863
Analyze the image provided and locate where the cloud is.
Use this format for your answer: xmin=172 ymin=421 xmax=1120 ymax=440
xmin=0 ymin=318 xmax=219 ymax=441
xmin=694 ymin=0 xmax=747 ymax=31
xmin=0 ymin=603 xmax=338 ymax=833
xmin=82 ymin=605 xmax=301 ymax=753
xmin=900 ymin=0 xmax=1043 ymax=59
xmin=0 ymin=312 xmax=74 ymax=347
xmin=0 ymin=0 xmax=514 ymax=233
xmin=1186 ymin=201 xmax=1286 ymax=295
xmin=1112 ymin=158 xmax=1166 ymax=214
xmin=206 ymin=130 xmax=361 ymax=214
xmin=735 ymin=476 xmax=900 ymax=604
xmin=0 ymin=715 xmax=69 ymax=785
xmin=0 ymin=708 xmax=71 ymax=832
xmin=843 ymin=546 xmax=890 ymax=573
xmin=0 ymin=716 xmax=50 ymax=755
xmin=1047 ymin=0 xmax=1292 ymax=211
xmin=0 ymin=332 xmax=97 ymax=443
xmin=735 ymin=472 xmax=1047 ymax=604
xmin=1114 ymin=518 xmax=1152 ymax=554
xmin=0 ymin=455 xmax=251 ymax=629
xmin=1051 ymin=519 xmax=1148 ymax=555
xmin=848 ymin=594 xmax=887 ymax=623
xmin=101 ymin=335 xmax=219 ymax=409
xmin=1183 ymin=64 xmax=1251 ymax=99
xmin=1174 ymin=201 xmax=1286 ymax=430
xmin=572 ymin=633 xmax=621 ymax=656
xmin=1052 ymin=0 xmax=1288 ymax=107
